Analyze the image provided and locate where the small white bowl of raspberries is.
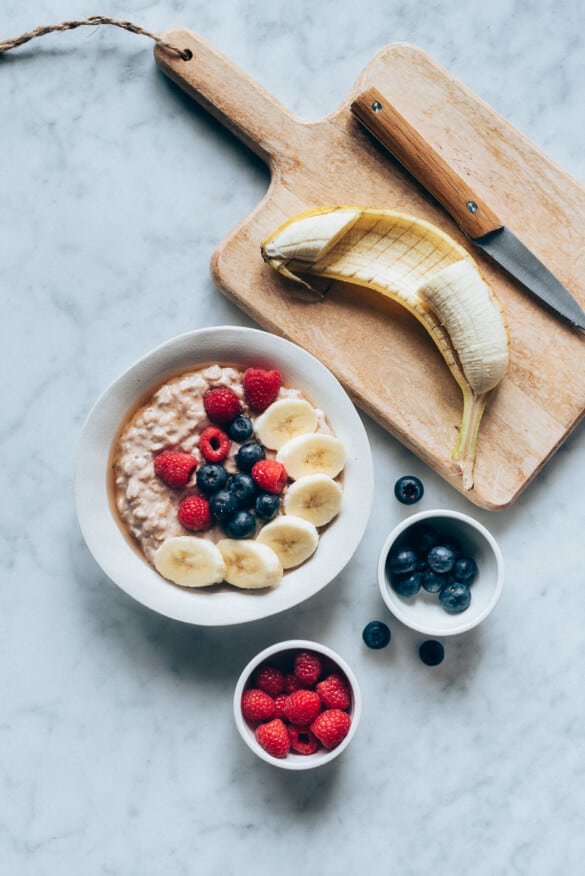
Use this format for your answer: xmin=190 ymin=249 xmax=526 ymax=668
xmin=233 ymin=639 xmax=361 ymax=769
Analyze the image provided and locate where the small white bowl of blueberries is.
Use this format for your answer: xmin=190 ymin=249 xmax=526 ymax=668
xmin=378 ymin=508 xmax=504 ymax=637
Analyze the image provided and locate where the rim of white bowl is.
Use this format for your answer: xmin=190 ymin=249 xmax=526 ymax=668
xmin=75 ymin=326 xmax=373 ymax=626
xmin=377 ymin=509 xmax=504 ymax=636
xmin=233 ymin=639 xmax=362 ymax=770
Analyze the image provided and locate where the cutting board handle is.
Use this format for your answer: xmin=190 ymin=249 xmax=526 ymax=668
xmin=154 ymin=29 xmax=297 ymax=166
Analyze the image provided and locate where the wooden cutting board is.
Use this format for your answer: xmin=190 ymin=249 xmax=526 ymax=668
xmin=155 ymin=31 xmax=585 ymax=511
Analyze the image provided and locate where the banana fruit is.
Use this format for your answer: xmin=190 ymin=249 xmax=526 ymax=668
xmin=254 ymin=398 xmax=318 ymax=450
xmin=277 ymin=433 xmax=346 ymax=480
xmin=256 ymin=515 xmax=320 ymax=569
xmin=261 ymin=206 xmax=510 ymax=489
xmin=153 ymin=536 xmax=226 ymax=588
xmin=218 ymin=539 xmax=283 ymax=589
xmin=283 ymin=474 xmax=343 ymax=526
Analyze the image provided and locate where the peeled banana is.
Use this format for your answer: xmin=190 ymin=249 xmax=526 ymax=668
xmin=261 ymin=207 xmax=510 ymax=489
xmin=218 ymin=539 xmax=283 ymax=589
xmin=254 ymin=398 xmax=318 ymax=450
xmin=153 ymin=536 xmax=226 ymax=588
xmin=283 ymin=474 xmax=343 ymax=526
xmin=256 ymin=515 xmax=319 ymax=569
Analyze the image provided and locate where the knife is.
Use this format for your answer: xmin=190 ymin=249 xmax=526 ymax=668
xmin=350 ymin=86 xmax=585 ymax=330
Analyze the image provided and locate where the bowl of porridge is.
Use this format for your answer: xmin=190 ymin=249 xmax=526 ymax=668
xmin=76 ymin=326 xmax=373 ymax=625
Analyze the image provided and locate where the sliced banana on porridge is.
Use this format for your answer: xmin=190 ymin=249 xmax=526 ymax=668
xmin=277 ymin=433 xmax=346 ymax=480
xmin=218 ymin=539 xmax=283 ymax=589
xmin=153 ymin=536 xmax=226 ymax=588
xmin=283 ymin=474 xmax=343 ymax=526
xmin=254 ymin=398 xmax=318 ymax=450
xmin=256 ymin=515 xmax=319 ymax=569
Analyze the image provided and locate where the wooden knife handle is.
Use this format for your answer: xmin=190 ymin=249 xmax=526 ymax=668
xmin=351 ymin=86 xmax=503 ymax=240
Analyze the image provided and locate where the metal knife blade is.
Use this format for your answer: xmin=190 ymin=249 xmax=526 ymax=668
xmin=351 ymin=86 xmax=585 ymax=330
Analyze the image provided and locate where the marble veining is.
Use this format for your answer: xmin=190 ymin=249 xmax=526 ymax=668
xmin=1 ymin=1 xmax=584 ymax=874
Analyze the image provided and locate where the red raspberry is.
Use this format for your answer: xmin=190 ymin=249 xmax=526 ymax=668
xmin=255 ymin=719 xmax=290 ymax=758
xmin=284 ymin=689 xmax=322 ymax=726
xmin=310 ymin=709 xmax=351 ymax=750
xmin=294 ymin=650 xmax=323 ymax=686
xmin=284 ymin=672 xmax=302 ymax=694
xmin=242 ymin=368 xmax=282 ymax=412
xmin=203 ymin=387 xmax=241 ymax=425
xmin=153 ymin=450 xmax=197 ymax=488
xmin=287 ymin=725 xmax=319 ymax=755
xmin=273 ymin=693 xmax=289 ymax=720
xmin=254 ymin=665 xmax=285 ymax=697
xmin=199 ymin=426 xmax=231 ymax=462
xmin=177 ymin=495 xmax=213 ymax=531
xmin=251 ymin=459 xmax=288 ymax=494
xmin=241 ymin=689 xmax=275 ymax=722
xmin=316 ymin=674 xmax=351 ymax=710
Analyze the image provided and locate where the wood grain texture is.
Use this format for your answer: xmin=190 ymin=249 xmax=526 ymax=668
xmin=154 ymin=31 xmax=585 ymax=510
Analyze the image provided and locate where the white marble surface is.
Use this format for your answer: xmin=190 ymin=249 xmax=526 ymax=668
xmin=1 ymin=1 xmax=584 ymax=874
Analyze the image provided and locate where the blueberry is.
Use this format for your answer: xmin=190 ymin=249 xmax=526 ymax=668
xmin=391 ymin=571 xmax=422 ymax=598
xmin=386 ymin=547 xmax=418 ymax=576
xmin=408 ymin=523 xmax=439 ymax=555
xmin=255 ymin=492 xmax=280 ymax=521
xmin=418 ymin=640 xmax=445 ymax=666
xmin=208 ymin=489 xmax=238 ymax=522
xmin=439 ymin=581 xmax=472 ymax=614
xmin=362 ymin=620 xmax=391 ymax=649
xmin=427 ymin=544 xmax=456 ymax=574
xmin=236 ymin=441 xmax=265 ymax=472
xmin=223 ymin=510 xmax=257 ymax=539
xmin=196 ymin=463 xmax=228 ymax=495
xmin=228 ymin=472 xmax=257 ymax=508
xmin=453 ymin=556 xmax=477 ymax=584
xmin=421 ymin=569 xmax=447 ymax=593
xmin=394 ymin=475 xmax=424 ymax=505
xmin=228 ymin=415 xmax=254 ymax=443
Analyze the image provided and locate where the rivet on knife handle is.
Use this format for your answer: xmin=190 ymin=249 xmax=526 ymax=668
xmin=351 ymin=86 xmax=504 ymax=240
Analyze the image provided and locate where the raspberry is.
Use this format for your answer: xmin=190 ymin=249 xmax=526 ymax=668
xmin=273 ymin=693 xmax=289 ymax=720
xmin=254 ymin=665 xmax=285 ymax=697
xmin=199 ymin=426 xmax=231 ymax=462
xmin=287 ymin=725 xmax=319 ymax=756
xmin=203 ymin=387 xmax=241 ymax=425
xmin=242 ymin=368 xmax=282 ymax=412
xmin=255 ymin=718 xmax=290 ymax=758
xmin=284 ymin=672 xmax=302 ymax=694
xmin=294 ymin=650 xmax=323 ymax=686
xmin=316 ymin=674 xmax=351 ymax=710
xmin=310 ymin=709 xmax=351 ymax=750
xmin=284 ymin=689 xmax=322 ymax=726
xmin=251 ymin=459 xmax=288 ymax=494
xmin=153 ymin=450 xmax=197 ymax=488
xmin=177 ymin=495 xmax=213 ymax=531
xmin=241 ymin=689 xmax=275 ymax=722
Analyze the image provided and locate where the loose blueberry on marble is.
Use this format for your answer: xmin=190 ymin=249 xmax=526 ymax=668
xmin=227 ymin=414 xmax=254 ymax=443
xmin=228 ymin=472 xmax=257 ymax=508
xmin=236 ymin=441 xmax=265 ymax=472
xmin=362 ymin=620 xmax=391 ymax=649
xmin=394 ymin=475 xmax=424 ymax=505
xmin=391 ymin=571 xmax=422 ymax=598
xmin=196 ymin=463 xmax=228 ymax=495
xmin=418 ymin=640 xmax=445 ymax=666
xmin=439 ymin=580 xmax=472 ymax=614
xmin=223 ymin=510 xmax=256 ymax=539
xmin=255 ymin=492 xmax=280 ymax=521
xmin=387 ymin=547 xmax=418 ymax=576
xmin=453 ymin=556 xmax=478 ymax=584
xmin=427 ymin=544 xmax=456 ymax=574
xmin=209 ymin=489 xmax=238 ymax=523
xmin=421 ymin=569 xmax=447 ymax=593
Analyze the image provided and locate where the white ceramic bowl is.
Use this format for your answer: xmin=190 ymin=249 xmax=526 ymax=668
xmin=378 ymin=509 xmax=504 ymax=637
xmin=76 ymin=326 xmax=373 ymax=626
xmin=233 ymin=639 xmax=361 ymax=770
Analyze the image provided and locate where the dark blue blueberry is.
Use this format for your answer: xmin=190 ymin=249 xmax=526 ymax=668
xmin=441 ymin=535 xmax=462 ymax=557
xmin=394 ymin=475 xmax=424 ymax=505
xmin=391 ymin=571 xmax=422 ymax=598
xmin=208 ymin=489 xmax=238 ymax=523
xmin=196 ymin=463 xmax=228 ymax=495
xmin=427 ymin=544 xmax=456 ymax=574
xmin=421 ymin=569 xmax=448 ymax=593
xmin=362 ymin=620 xmax=391 ymax=649
xmin=453 ymin=556 xmax=478 ymax=584
xmin=228 ymin=472 xmax=257 ymax=508
xmin=386 ymin=547 xmax=418 ymax=577
xmin=418 ymin=640 xmax=445 ymax=666
xmin=255 ymin=492 xmax=280 ymax=521
xmin=236 ymin=441 xmax=265 ymax=472
xmin=223 ymin=510 xmax=256 ymax=539
xmin=408 ymin=523 xmax=439 ymax=555
xmin=439 ymin=581 xmax=472 ymax=614
xmin=227 ymin=415 xmax=254 ymax=443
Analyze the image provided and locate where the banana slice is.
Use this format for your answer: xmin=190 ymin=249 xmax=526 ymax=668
xmin=256 ymin=515 xmax=319 ymax=569
xmin=283 ymin=474 xmax=343 ymax=526
xmin=218 ymin=539 xmax=283 ymax=589
xmin=153 ymin=536 xmax=226 ymax=588
xmin=277 ymin=433 xmax=346 ymax=480
xmin=254 ymin=398 xmax=318 ymax=450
